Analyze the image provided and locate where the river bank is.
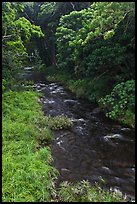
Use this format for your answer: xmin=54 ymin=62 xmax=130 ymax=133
xmin=28 ymin=67 xmax=135 ymax=200
xmin=2 ymin=67 xmax=135 ymax=202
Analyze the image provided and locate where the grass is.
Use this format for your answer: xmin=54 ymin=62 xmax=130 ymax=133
xmin=2 ymin=89 xmax=58 ymax=202
xmin=57 ymin=180 xmax=126 ymax=202
xmin=42 ymin=115 xmax=73 ymax=130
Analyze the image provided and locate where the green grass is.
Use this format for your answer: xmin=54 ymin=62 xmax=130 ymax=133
xmin=43 ymin=115 xmax=73 ymax=130
xmin=58 ymin=180 xmax=126 ymax=202
xmin=2 ymin=89 xmax=58 ymax=202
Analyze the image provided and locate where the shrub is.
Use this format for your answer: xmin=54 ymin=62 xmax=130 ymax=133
xmin=99 ymin=80 xmax=135 ymax=127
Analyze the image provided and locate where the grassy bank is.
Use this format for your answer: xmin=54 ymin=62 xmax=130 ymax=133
xmin=2 ymin=80 xmax=126 ymax=202
xmin=2 ymin=89 xmax=59 ymax=202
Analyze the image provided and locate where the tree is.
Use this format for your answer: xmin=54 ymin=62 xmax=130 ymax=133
xmin=22 ymin=2 xmax=92 ymax=66
xmin=2 ymin=2 xmax=44 ymax=79
xmin=56 ymin=2 xmax=135 ymax=80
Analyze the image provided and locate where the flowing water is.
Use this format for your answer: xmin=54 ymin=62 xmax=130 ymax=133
xmin=20 ymin=68 xmax=135 ymax=201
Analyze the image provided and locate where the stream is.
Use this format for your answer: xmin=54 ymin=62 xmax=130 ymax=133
xmin=19 ymin=67 xmax=135 ymax=201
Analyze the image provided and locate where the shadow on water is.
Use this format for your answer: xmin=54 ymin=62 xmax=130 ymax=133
xmin=21 ymin=68 xmax=135 ymax=200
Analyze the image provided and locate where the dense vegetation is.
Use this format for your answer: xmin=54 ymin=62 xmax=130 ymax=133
xmin=2 ymin=2 xmax=134 ymax=202
xmin=54 ymin=2 xmax=135 ymax=127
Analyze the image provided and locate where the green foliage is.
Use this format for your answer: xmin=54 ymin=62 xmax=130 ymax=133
xmin=15 ymin=17 xmax=44 ymax=42
xmin=37 ymin=128 xmax=54 ymax=146
xmin=54 ymin=2 xmax=135 ymax=128
xmin=68 ymin=79 xmax=89 ymax=98
xmin=42 ymin=115 xmax=73 ymax=130
xmin=56 ymin=2 xmax=135 ymax=77
xmin=2 ymin=89 xmax=58 ymax=202
xmin=2 ymin=120 xmax=38 ymax=141
xmin=3 ymin=148 xmax=58 ymax=202
xmin=23 ymin=2 xmax=91 ymax=66
xmin=45 ymin=66 xmax=74 ymax=85
xmin=2 ymin=79 xmax=6 ymax=92
xmin=58 ymin=180 xmax=125 ymax=202
xmin=2 ymin=2 xmax=44 ymax=79
xmin=46 ymin=68 xmax=112 ymax=102
xmin=99 ymin=80 xmax=135 ymax=127
xmin=33 ymin=59 xmax=46 ymax=73
xmin=2 ymin=2 xmax=135 ymax=201
xmin=2 ymin=90 xmax=42 ymax=119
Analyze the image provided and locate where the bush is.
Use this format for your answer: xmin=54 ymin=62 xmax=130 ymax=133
xmin=99 ymin=80 xmax=135 ymax=127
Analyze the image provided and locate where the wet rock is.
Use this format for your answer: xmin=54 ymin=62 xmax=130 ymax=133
xmin=57 ymin=141 xmax=65 ymax=151
xmin=102 ymin=136 xmax=118 ymax=147
xmin=61 ymin=168 xmax=70 ymax=172
xmin=99 ymin=166 xmax=114 ymax=175
xmin=24 ymin=66 xmax=33 ymax=70
xmin=36 ymin=85 xmax=41 ymax=89
xmin=64 ymin=99 xmax=78 ymax=103
xmin=92 ymin=107 xmax=102 ymax=114
xmin=108 ymin=176 xmax=129 ymax=187
xmin=103 ymin=133 xmax=133 ymax=143
xmin=123 ymin=168 xmax=135 ymax=177
xmin=32 ymin=85 xmax=37 ymax=88
xmin=39 ymin=83 xmax=46 ymax=87
xmin=40 ymin=87 xmax=47 ymax=91
xmin=103 ymin=134 xmax=123 ymax=140
xmin=43 ymin=99 xmax=55 ymax=104
xmin=89 ymin=175 xmax=101 ymax=183
xmin=121 ymin=127 xmax=131 ymax=132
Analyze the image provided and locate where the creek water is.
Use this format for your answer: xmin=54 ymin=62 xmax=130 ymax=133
xmin=20 ymin=68 xmax=135 ymax=201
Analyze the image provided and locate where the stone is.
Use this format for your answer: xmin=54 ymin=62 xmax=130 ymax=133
xmin=92 ymin=107 xmax=101 ymax=114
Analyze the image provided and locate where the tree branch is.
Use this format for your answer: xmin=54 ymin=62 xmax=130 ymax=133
xmin=70 ymin=2 xmax=76 ymax=10
xmin=2 ymin=34 xmax=13 ymax=41
xmin=24 ymin=12 xmax=35 ymax=24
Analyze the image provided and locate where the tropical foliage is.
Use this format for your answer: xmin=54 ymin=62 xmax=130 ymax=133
xmin=2 ymin=2 xmax=44 ymax=79
xmin=55 ymin=2 xmax=135 ymax=126
xmin=2 ymin=2 xmax=135 ymax=202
